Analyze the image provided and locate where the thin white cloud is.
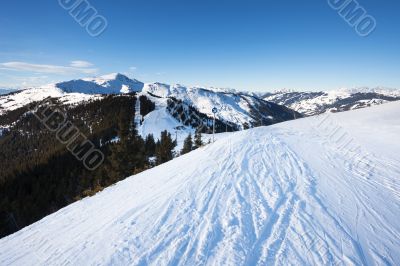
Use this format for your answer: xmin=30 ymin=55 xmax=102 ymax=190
xmin=0 ymin=61 xmax=98 ymax=75
xmin=129 ymin=66 xmax=137 ymax=71
xmin=70 ymin=60 xmax=94 ymax=68
xmin=0 ymin=74 xmax=51 ymax=89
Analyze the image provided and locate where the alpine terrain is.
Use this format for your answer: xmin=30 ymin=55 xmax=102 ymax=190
xmin=0 ymin=73 xmax=299 ymax=238
xmin=1 ymin=101 xmax=399 ymax=265
xmin=264 ymin=87 xmax=400 ymax=116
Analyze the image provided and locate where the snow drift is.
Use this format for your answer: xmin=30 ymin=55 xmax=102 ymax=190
xmin=1 ymin=101 xmax=399 ymax=265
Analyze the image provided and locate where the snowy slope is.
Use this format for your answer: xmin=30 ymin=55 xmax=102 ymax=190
xmin=142 ymin=82 xmax=297 ymax=130
xmin=0 ymin=74 xmax=143 ymax=116
xmin=143 ymin=83 xmax=253 ymax=122
xmin=265 ymin=87 xmax=400 ymax=116
xmin=0 ymin=75 xmax=137 ymax=116
xmin=0 ymin=85 xmax=102 ymax=116
xmin=1 ymin=102 xmax=399 ymax=265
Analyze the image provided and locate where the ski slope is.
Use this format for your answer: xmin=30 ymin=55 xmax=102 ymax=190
xmin=1 ymin=102 xmax=400 ymax=265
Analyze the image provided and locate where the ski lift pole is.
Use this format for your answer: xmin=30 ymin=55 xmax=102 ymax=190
xmin=212 ymin=107 xmax=218 ymax=143
xmin=213 ymin=113 xmax=215 ymax=142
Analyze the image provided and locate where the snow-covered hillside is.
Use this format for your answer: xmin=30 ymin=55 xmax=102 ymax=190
xmin=0 ymin=74 xmax=297 ymax=129
xmin=265 ymin=87 xmax=400 ymax=116
xmin=0 ymin=85 xmax=103 ymax=116
xmin=140 ymin=83 xmax=297 ymax=132
xmin=1 ymin=101 xmax=399 ymax=265
xmin=0 ymin=74 xmax=144 ymax=116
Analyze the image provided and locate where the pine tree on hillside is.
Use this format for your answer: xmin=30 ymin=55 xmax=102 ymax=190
xmin=155 ymin=130 xmax=177 ymax=165
xmin=144 ymin=134 xmax=156 ymax=157
xmin=194 ymin=130 xmax=203 ymax=149
xmin=181 ymin=133 xmax=193 ymax=155
xmin=117 ymin=110 xmax=130 ymax=143
xmin=106 ymin=109 xmax=146 ymax=182
xmin=127 ymin=135 xmax=146 ymax=173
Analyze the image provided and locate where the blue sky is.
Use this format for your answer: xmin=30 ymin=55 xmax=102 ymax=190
xmin=0 ymin=0 xmax=399 ymax=91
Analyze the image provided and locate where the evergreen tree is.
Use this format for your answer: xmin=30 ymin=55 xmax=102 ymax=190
xmin=117 ymin=110 xmax=130 ymax=143
xmin=194 ymin=130 xmax=203 ymax=149
xmin=155 ymin=130 xmax=177 ymax=164
xmin=144 ymin=134 xmax=156 ymax=157
xmin=106 ymin=108 xmax=146 ymax=182
xmin=181 ymin=133 xmax=193 ymax=155
xmin=0 ymin=95 xmax=154 ymax=238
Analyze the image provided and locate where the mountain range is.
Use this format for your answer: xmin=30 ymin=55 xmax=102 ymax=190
xmin=1 ymin=73 xmax=399 ymax=264
xmin=0 ymin=73 xmax=300 ymax=137
xmin=263 ymin=88 xmax=400 ymax=116
xmin=1 ymin=73 xmax=399 ymax=134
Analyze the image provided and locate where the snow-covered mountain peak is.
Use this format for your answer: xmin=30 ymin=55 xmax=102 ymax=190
xmin=142 ymin=82 xmax=171 ymax=98
xmin=55 ymin=73 xmax=144 ymax=94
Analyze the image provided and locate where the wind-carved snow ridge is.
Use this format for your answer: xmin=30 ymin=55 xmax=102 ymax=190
xmin=1 ymin=101 xmax=399 ymax=265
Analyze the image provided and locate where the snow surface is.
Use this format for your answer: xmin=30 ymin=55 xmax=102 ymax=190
xmin=1 ymin=102 xmax=400 ymax=265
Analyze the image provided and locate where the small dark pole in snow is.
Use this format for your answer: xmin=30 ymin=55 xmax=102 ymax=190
xmin=212 ymin=107 xmax=218 ymax=142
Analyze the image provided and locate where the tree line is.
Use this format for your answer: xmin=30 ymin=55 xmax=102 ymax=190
xmin=0 ymin=94 xmax=178 ymax=238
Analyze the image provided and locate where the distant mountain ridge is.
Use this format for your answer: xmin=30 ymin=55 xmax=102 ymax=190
xmin=0 ymin=74 xmax=300 ymax=133
xmin=1 ymin=73 xmax=399 ymax=125
xmin=0 ymin=89 xmax=17 ymax=95
xmin=264 ymin=87 xmax=400 ymax=116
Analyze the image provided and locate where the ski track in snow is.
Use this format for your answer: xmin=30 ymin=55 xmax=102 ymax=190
xmin=1 ymin=102 xmax=400 ymax=265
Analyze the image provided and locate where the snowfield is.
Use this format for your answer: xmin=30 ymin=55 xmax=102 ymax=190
xmin=1 ymin=102 xmax=400 ymax=265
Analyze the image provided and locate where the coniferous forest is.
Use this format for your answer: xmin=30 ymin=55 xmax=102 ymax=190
xmin=0 ymin=94 xmax=176 ymax=238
